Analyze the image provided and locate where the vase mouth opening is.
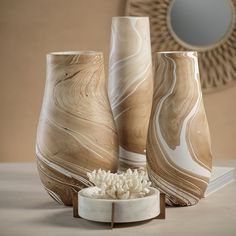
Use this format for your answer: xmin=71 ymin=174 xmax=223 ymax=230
xmin=48 ymin=51 xmax=102 ymax=56
xmin=112 ymin=16 xmax=149 ymax=19
xmin=156 ymin=51 xmax=197 ymax=55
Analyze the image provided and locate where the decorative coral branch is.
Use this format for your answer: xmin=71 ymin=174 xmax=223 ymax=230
xmin=87 ymin=169 xmax=151 ymax=199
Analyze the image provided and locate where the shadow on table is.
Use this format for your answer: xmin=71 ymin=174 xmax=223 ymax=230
xmin=0 ymin=189 xmax=153 ymax=230
xmin=32 ymin=208 xmax=153 ymax=230
xmin=0 ymin=190 xmax=64 ymax=210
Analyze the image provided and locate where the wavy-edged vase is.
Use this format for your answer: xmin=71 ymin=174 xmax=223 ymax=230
xmin=36 ymin=51 xmax=118 ymax=206
xmin=108 ymin=17 xmax=153 ymax=170
xmin=147 ymin=51 xmax=212 ymax=206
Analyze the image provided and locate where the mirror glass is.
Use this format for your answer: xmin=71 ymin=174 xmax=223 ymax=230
xmin=169 ymin=0 xmax=234 ymax=47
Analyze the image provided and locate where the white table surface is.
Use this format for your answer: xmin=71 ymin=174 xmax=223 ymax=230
xmin=0 ymin=160 xmax=236 ymax=236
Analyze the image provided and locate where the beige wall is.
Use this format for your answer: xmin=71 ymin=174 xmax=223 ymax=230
xmin=0 ymin=0 xmax=235 ymax=162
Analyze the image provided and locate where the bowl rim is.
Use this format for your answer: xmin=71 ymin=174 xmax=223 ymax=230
xmin=78 ymin=186 xmax=160 ymax=202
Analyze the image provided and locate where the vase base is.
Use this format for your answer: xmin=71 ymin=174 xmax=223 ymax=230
xmin=37 ymin=159 xmax=87 ymax=206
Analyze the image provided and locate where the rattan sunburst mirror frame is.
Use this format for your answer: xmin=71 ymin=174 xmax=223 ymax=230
xmin=126 ymin=0 xmax=236 ymax=93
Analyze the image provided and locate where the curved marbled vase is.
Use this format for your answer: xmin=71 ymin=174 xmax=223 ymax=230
xmin=108 ymin=17 xmax=153 ymax=170
xmin=147 ymin=51 xmax=212 ymax=206
xmin=36 ymin=51 xmax=118 ymax=206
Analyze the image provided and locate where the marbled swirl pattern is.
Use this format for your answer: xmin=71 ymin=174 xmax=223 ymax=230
xmin=36 ymin=52 xmax=118 ymax=205
xmin=108 ymin=17 xmax=153 ymax=170
xmin=147 ymin=52 xmax=212 ymax=206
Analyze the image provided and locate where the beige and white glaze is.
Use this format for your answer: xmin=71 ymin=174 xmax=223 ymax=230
xmin=36 ymin=51 xmax=118 ymax=206
xmin=147 ymin=51 xmax=212 ymax=206
xmin=108 ymin=17 xmax=153 ymax=170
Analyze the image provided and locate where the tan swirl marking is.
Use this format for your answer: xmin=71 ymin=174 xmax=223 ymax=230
xmin=36 ymin=52 xmax=118 ymax=206
xmin=108 ymin=17 xmax=153 ymax=170
xmin=147 ymin=51 xmax=212 ymax=206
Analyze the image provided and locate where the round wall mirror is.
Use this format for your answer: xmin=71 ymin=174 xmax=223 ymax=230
xmin=169 ymin=0 xmax=234 ymax=49
xmin=126 ymin=0 xmax=236 ymax=92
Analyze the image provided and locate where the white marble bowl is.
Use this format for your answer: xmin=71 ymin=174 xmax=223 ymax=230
xmin=78 ymin=187 xmax=160 ymax=223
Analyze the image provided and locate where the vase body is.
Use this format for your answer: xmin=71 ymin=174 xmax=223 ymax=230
xmin=147 ymin=51 xmax=212 ymax=206
xmin=36 ymin=51 xmax=118 ymax=206
xmin=108 ymin=17 xmax=153 ymax=170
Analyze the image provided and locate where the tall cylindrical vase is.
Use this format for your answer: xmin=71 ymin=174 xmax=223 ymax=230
xmin=36 ymin=51 xmax=118 ymax=206
xmin=108 ymin=17 xmax=153 ymax=170
xmin=147 ymin=51 xmax=212 ymax=206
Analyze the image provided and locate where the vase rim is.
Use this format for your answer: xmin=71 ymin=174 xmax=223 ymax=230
xmin=112 ymin=16 xmax=149 ymax=19
xmin=48 ymin=51 xmax=103 ymax=56
xmin=156 ymin=51 xmax=197 ymax=54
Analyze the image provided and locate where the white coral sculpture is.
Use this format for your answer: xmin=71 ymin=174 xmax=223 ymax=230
xmin=87 ymin=169 xmax=151 ymax=199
